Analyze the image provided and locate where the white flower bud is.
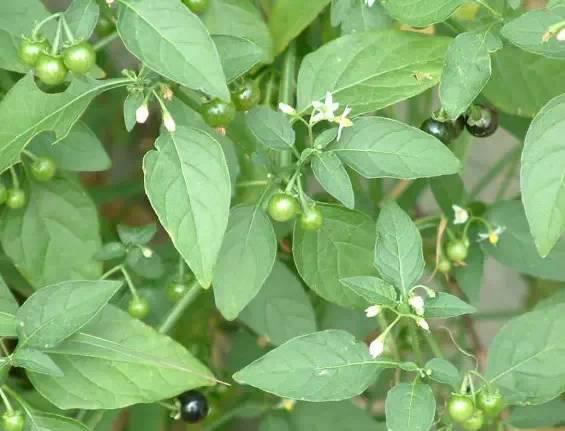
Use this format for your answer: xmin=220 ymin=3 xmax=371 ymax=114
xmin=409 ymin=295 xmax=426 ymax=316
xmin=365 ymin=305 xmax=381 ymax=318
xmin=163 ymin=111 xmax=176 ymax=132
xmin=416 ymin=318 xmax=430 ymax=332
xmin=557 ymin=28 xmax=565 ymax=41
xmin=278 ymin=103 xmax=296 ymax=115
xmin=136 ymin=103 xmax=149 ymax=124
xmin=452 ymin=204 xmax=469 ymax=225
xmin=369 ymin=336 xmax=385 ymax=358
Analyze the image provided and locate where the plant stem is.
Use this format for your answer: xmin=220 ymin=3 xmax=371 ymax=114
xmin=423 ymin=331 xmax=444 ymax=359
xmin=0 ymin=339 xmax=10 ymax=357
xmin=177 ymin=256 xmax=186 ymax=283
xmin=120 ymin=266 xmax=138 ymax=299
xmin=0 ymin=387 xmax=14 ymax=413
xmin=31 ymin=13 xmax=61 ymax=39
xmin=22 ymin=150 xmax=38 ymax=161
xmin=408 ymin=320 xmax=424 ymax=365
xmin=100 ymin=264 xmax=122 ymax=280
xmin=51 ymin=18 xmax=63 ymax=56
xmin=278 ymin=42 xmax=297 ymax=168
xmin=495 ymin=149 xmax=520 ymax=200
xmin=93 ymin=31 xmax=119 ymax=51
xmin=9 ymin=167 xmax=19 ymax=189
xmin=158 ymin=280 xmax=202 ymax=334
xmin=60 ymin=16 xmax=75 ymax=44
xmin=474 ymin=0 xmax=503 ymax=20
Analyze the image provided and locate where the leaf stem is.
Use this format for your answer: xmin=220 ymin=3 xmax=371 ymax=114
xmin=60 ymin=16 xmax=75 ymax=44
xmin=93 ymin=31 xmax=119 ymax=51
xmin=0 ymin=387 xmax=14 ymax=413
xmin=474 ymin=0 xmax=504 ymax=20
xmin=31 ymin=13 xmax=62 ymax=39
xmin=408 ymin=320 xmax=424 ymax=365
xmin=278 ymin=42 xmax=297 ymax=168
xmin=51 ymin=18 xmax=63 ymax=56
xmin=22 ymin=150 xmax=39 ymax=161
xmin=100 ymin=264 xmax=122 ymax=280
xmin=120 ymin=266 xmax=139 ymax=299
xmin=177 ymin=256 xmax=186 ymax=283
xmin=0 ymin=339 xmax=10 ymax=357
xmin=9 ymin=167 xmax=19 ymax=189
xmin=158 ymin=280 xmax=202 ymax=334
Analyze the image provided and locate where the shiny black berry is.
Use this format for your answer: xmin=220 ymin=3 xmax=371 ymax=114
xmin=178 ymin=390 xmax=209 ymax=423
xmin=420 ymin=118 xmax=454 ymax=145
xmin=466 ymin=105 xmax=498 ymax=138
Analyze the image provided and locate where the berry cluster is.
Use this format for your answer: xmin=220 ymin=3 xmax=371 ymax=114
xmin=447 ymin=388 xmax=504 ymax=430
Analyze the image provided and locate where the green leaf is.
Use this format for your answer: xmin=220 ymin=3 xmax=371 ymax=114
xmin=116 ymin=0 xmax=229 ymax=100
xmin=64 ymin=0 xmax=100 ymax=41
xmin=440 ymin=32 xmax=492 ymax=120
xmin=246 ymin=106 xmax=296 ymax=151
xmin=11 ymin=348 xmax=63 ymax=377
xmin=429 ymin=174 xmax=467 ymax=216
xmin=0 ymin=0 xmax=50 ymax=36
xmin=126 ymin=247 xmax=164 ymax=280
xmin=332 ymin=0 xmax=392 ymax=35
xmin=0 ymin=74 xmax=128 ymax=173
xmin=291 ymin=400 xmax=384 ymax=431
xmin=312 ymin=152 xmax=354 ymax=209
xmin=486 ymin=303 xmax=565 ymax=405
xmin=380 ymin=0 xmax=464 ymax=26
xmin=374 ymin=201 xmax=424 ymax=293
xmin=297 ymin=30 xmax=450 ymax=116
xmin=425 ymin=358 xmax=461 ymax=390
xmin=1 ymin=177 xmax=103 ymax=288
xmin=521 ymin=93 xmax=565 ymax=257
xmin=29 ymin=305 xmax=216 ymax=409
xmin=424 ymin=292 xmax=476 ymax=319
xmin=94 ymin=242 xmax=127 ymax=261
xmin=339 ymin=276 xmax=397 ymax=308
xmin=484 ymin=200 xmax=565 ymax=281
xmin=212 ymin=35 xmax=265 ymax=83
xmin=16 ymin=280 xmax=121 ymax=348
xmin=502 ymin=9 xmax=565 ymax=59
xmin=143 ymin=127 xmax=231 ymax=288
xmin=320 ymin=303 xmax=374 ymax=340
xmin=333 ymin=117 xmax=461 ymax=179
xmin=510 ymin=399 xmax=565 ymax=429
xmin=123 ymin=92 xmax=144 ymax=132
xmin=0 ymin=30 xmax=27 ymax=73
xmin=484 ymin=45 xmax=565 ymax=118
xmin=269 ymin=0 xmax=331 ymax=55
xmin=240 ymin=260 xmax=316 ymax=346
xmin=233 ymin=330 xmax=380 ymax=402
xmin=385 ymin=382 xmax=436 ymax=431
xmin=117 ymin=224 xmax=157 ymax=246
xmin=28 ymin=122 xmax=111 ymax=172
xmin=14 ymin=396 xmax=89 ymax=431
xmin=293 ymin=204 xmax=378 ymax=308
xmin=0 ymin=275 xmax=18 ymax=338
xmin=213 ymin=205 xmax=277 ymax=320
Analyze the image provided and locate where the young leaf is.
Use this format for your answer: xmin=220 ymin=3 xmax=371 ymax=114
xmin=213 ymin=205 xmax=277 ymax=321
xmin=143 ymin=127 xmax=231 ymax=288
xmin=233 ymin=330 xmax=380 ymax=402
xmin=116 ymin=0 xmax=229 ymax=100
xmin=240 ymin=260 xmax=316 ymax=346
xmin=1 ymin=177 xmax=103 ymax=288
xmin=117 ymin=224 xmax=157 ymax=246
xmin=339 ymin=276 xmax=397 ymax=308
xmin=424 ymin=293 xmax=476 ymax=319
xmin=297 ymin=31 xmax=450 ymax=116
xmin=11 ymin=348 xmax=64 ymax=377
xmin=440 ymin=32 xmax=492 ymax=120
xmin=291 ymin=400 xmax=385 ymax=431
xmin=293 ymin=204 xmax=379 ymax=308
xmin=64 ymin=0 xmax=100 ymax=41
xmin=123 ymin=92 xmax=145 ymax=132
xmin=311 ymin=152 xmax=355 ymax=209
xmin=333 ymin=117 xmax=461 ymax=179
xmin=425 ymin=358 xmax=461 ymax=390
xmin=0 ymin=275 xmax=18 ymax=337
xmin=380 ymin=0 xmax=464 ymax=27
xmin=374 ymin=201 xmax=424 ymax=293
xmin=486 ymin=303 xmax=565 ymax=405
xmin=245 ymin=106 xmax=296 ymax=151
xmin=16 ymin=280 xmax=122 ymax=348
xmin=385 ymin=382 xmax=436 ymax=431
xmin=28 ymin=305 xmax=216 ymax=409
xmin=521 ymin=93 xmax=565 ymax=257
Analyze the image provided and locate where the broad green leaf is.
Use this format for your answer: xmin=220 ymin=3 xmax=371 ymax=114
xmin=16 ymin=280 xmax=121 ymax=348
xmin=213 ymin=35 xmax=265 ymax=82
xmin=213 ymin=205 xmax=277 ymax=320
xmin=484 ymin=200 xmax=565 ymax=281
xmin=0 ymin=275 xmax=18 ymax=337
xmin=510 ymin=399 xmax=565 ymax=429
xmin=440 ymin=32 xmax=491 ymax=120
xmin=11 ymin=348 xmax=63 ymax=377
xmin=233 ymin=330 xmax=380 ymax=401
xmin=502 ymin=9 xmax=565 ymax=59
xmin=269 ymin=0 xmax=331 ymax=55
xmin=374 ymin=201 xmax=424 ymax=293
xmin=297 ymin=31 xmax=450 ymax=116
xmin=0 ymin=74 xmax=128 ymax=173
xmin=291 ymin=400 xmax=385 ymax=431
xmin=332 ymin=0 xmax=392 ymax=35
xmin=29 ymin=305 xmax=216 ymax=409
xmin=0 ymin=0 xmax=50 ymax=36
xmin=486 ymin=303 xmax=565 ymax=405
xmin=246 ymin=106 xmax=296 ymax=151
xmin=454 ymin=245 xmax=484 ymax=307
xmin=312 ymin=152 xmax=354 ymax=209
xmin=424 ymin=292 xmax=476 ymax=319
xmin=14 ymin=395 xmax=89 ymax=431
xmin=293 ymin=204 xmax=378 ymax=308
xmin=484 ymin=45 xmax=565 ymax=117
xmin=143 ymin=127 xmax=231 ymax=288
xmin=116 ymin=0 xmax=229 ymax=100
xmin=521 ymin=93 xmax=565 ymax=257
xmin=385 ymin=382 xmax=436 ymax=431
xmin=65 ymin=0 xmax=100 ymax=40
xmin=380 ymin=0 xmax=464 ymax=26
xmin=29 ymin=122 xmax=111 ymax=172
xmin=240 ymin=261 xmax=316 ymax=346
xmin=333 ymin=117 xmax=461 ymax=179
xmin=1 ymin=177 xmax=103 ymax=288
xmin=425 ymin=358 xmax=461 ymax=390
xmin=117 ymin=224 xmax=157 ymax=246
xmin=339 ymin=276 xmax=397 ymax=308
xmin=0 ymin=30 xmax=27 ymax=73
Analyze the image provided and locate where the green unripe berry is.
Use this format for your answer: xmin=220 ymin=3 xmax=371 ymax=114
xmin=128 ymin=296 xmax=150 ymax=319
xmin=31 ymin=157 xmax=57 ymax=182
xmin=6 ymin=189 xmax=26 ymax=209
xmin=267 ymin=193 xmax=299 ymax=222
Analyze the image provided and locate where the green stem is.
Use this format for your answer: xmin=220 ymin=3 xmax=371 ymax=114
xmin=158 ymin=281 xmax=202 ymax=334
xmin=100 ymin=264 xmax=122 ymax=280
xmin=202 ymin=403 xmax=271 ymax=431
xmin=93 ymin=31 xmax=119 ymax=51
xmin=51 ymin=18 xmax=63 ymax=56
xmin=0 ymin=387 xmax=14 ymax=413
xmin=31 ymin=13 xmax=62 ymax=39
xmin=60 ymin=16 xmax=75 ymax=44
xmin=9 ymin=167 xmax=19 ymax=189
xmin=177 ymin=256 xmax=186 ymax=283
xmin=236 ymin=180 xmax=269 ymax=188
xmin=474 ymin=0 xmax=503 ymax=20
xmin=423 ymin=331 xmax=444 ymax=359
xmin=377 ymin=314 xmax=399 ymax=361
xmin=408 ymin=320 xmax=424 ymax=365
xmin=120 ymin=266 xmax=138 ymax=299
xmin=22 ymin=150 xmax=39 ymax=161
xmin=0 ymin=339 xmax=10 ymax=357
xmin=278 ymin=42 xmax=297 ymax=168
xmin=262 ymin=73 xmax=276 ymax=106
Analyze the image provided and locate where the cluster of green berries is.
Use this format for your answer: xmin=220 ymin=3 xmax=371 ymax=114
xmin=200 ymin=80 xmax=261 ymax=128
xmin=420 ymin=105 xmax=499 ymax=145
xmin=447 ymin=389 xmax=504 ymax=430
xmin=267 ymin=193 xmax=323 ymax=232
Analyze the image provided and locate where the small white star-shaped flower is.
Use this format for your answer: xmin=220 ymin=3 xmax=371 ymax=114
xmin=278 ymin=103 xmax=296 ymax=116
xmin=478 ymin=226 xmax=506 ymax=245
xmin=369 ymin=336 xmax=385 ymax=358
xmin=365 ymin=305 xmax=381 ymax=318
xmin=452 ymin=205 xmax=469 ymax=225
xmin=311 ymin=92 xmax=339 ymax=123
xmin=409 ymin=295 xmax=425 ymax=316
xmin=136 ymin=103 xmax=149 ymax=124
xmin=335 ymin=106 xmax=353 ymax=140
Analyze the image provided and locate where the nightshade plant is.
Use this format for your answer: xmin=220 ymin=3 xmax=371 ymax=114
xmin=1 ymin=0 xmax=565 ymax=430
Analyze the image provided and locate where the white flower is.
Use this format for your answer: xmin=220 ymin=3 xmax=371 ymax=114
xmin=365 ymin=0 xmax=376 ymax=6
xmin=409 ymin=295 xmax=425 ymax=316
xmin=557 ymin=28 xmax=565 ymax=41
xmin=141 ymin=247 xmax=153 ymax=258
xmin=311 ymin=92 xmax=339 ymax=123
xmin=416 ymin=318 xmax=430 ymax=332
xmin=369 ymin=336 xmax=385 ymax=358
xmin=163 ymin=111 xmax=176 ymax=132
xmin=135 ymin=103 xmax=149 ymax=124
xmin=452 ymin=205 xmax=469 ymax=225
xmin=335 ymin=106 xmax=353 ymax=140
xmin=278 ymin=103 xmax=296 ymax=116
xmin=478 ymin=226 xmax=506 ymax=245
xmin=365 ymin=305 xmax=381 ymax=318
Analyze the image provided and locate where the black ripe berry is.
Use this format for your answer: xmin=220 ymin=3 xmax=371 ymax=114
xmin=178 ymin=390 xmax=209 ymax=423
xmin=466 ymin=105 xmax=499 ymax=138
xmin=420 ymin=118 xmax=454 ymax=145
